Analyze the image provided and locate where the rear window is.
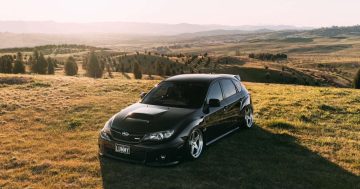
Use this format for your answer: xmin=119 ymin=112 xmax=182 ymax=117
xmin=220 ymin=79 xmax=237 ymax=99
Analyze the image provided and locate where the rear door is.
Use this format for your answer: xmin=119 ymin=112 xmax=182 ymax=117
xmin=219 ymin=79 xmax=241 ymax=131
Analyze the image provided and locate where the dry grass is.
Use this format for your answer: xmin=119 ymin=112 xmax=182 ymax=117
xmin=0 ymin=73 xmax=359 ymax=188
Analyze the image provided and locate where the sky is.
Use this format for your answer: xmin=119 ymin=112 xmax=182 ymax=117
xmin=1 ymin=0 xmax=359 ymax=27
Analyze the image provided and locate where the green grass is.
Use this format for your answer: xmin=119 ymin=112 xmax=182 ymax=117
xmin=0 ymin=74 xmax=359 ymax=188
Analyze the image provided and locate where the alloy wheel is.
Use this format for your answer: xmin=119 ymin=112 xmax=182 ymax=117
xmin=244 ymin=107 xmax=254 ymax=128
xmin=189 ymin=129 xmax=203 ymax=158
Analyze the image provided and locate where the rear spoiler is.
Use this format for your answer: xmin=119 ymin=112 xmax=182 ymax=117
xmin=233 ymin=75 xmax=241 ymax=81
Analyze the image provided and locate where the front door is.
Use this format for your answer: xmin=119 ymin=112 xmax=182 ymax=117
xmin=202 ymin=81 xmax=226 ymax=142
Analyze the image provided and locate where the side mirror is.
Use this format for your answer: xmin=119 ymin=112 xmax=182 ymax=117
xmin=140 ymin=92 xmax=147 ymax=99
xmin=208 ymin=99 xmax=221 ymax=107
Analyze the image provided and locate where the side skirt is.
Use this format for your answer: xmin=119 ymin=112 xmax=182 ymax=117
xmin=205 ymin=127 xmax=240 ymax=146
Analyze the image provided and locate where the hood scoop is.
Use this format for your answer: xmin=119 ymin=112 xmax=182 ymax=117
xmin=125 ymin=107 xmax=167 ymax=122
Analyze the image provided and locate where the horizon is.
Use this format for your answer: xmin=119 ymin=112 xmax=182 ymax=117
xmin=1 ymin=0 xmax=360 ymax=27
xmin=0 ymin=20 xmax=316 ymax=28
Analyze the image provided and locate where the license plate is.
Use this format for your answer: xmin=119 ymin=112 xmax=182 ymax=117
xmin=115 ymin=144 xmax=130 ymax=154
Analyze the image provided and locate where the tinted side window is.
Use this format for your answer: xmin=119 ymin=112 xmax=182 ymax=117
xmin=207 ymin=82 xmax=223 ymax=103
xmin=220 ymin=79 xmax=237 ymax=99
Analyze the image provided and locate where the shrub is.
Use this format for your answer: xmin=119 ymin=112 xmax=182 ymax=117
xmin=64 ymin=56 xmax=78 ymax=76
xmin=354 ymin=68 xmax=360 ymax=89
xmin=86 ymin=51 xmax=103 ymax=78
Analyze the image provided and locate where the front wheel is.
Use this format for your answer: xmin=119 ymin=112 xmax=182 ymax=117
xmin=241 ymin=106 xmax=254 ymax=128
xmin=186 ymin=128 xmax=204 ymax=159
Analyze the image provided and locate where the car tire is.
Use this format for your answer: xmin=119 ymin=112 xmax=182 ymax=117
xmin=185 ymin=128 xmax=204 ymax=160
xmin=240 ymin=105 xmax=254 ymax=128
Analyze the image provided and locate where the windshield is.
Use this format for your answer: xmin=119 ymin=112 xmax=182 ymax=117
xmin=141 ymin=81 xmax=208 ymax=108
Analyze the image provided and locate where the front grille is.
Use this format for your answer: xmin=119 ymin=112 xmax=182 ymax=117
xmin=110 ymin=129 xmax=144 ymax=144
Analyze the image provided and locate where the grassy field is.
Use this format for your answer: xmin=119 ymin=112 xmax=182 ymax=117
xmin=0 ymin=74 xmax=359 ymax=188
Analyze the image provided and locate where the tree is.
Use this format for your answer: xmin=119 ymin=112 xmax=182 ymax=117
xmin=265 ymin=72 xmax=271 ymax=81
xmin=156 ymin=62 xmax=164 ymax=76
xmin=64 ymin=56 xmax=78 ymax=76
xmin=30 ymin=50 xmax=48 ymax=74
xmin=37 ymin=53 xmax=48 ymax=74
xmin=120 ymin=62 xmax=125 ymax=73
xmin=354 ymin=68 xmax=360 ymax=89
xmin=86 ymin=51 xmax=103 ymax=78
xmin=165 ymin=64 xmax=171 ymax=76
xmin=82 ymin=56 xmax=88 ymax=70
xmin=0 ymin=55 xmax=13 ymax=73
xmin=47 ymin=57 xmax=55 ymax=74
xmin=205 ymin=57 xmax=211 ymax=67
xmin=235 ymin=49 xmax=241 ymax=56
xmin=106 ymin=62 xmax=113 ymax=78
xmin=13 ymin=52 xmax=25 ymax=74
xmin=133 ymin=62 xmax=142 ymax=79
xmin=30 ymin=50 xmax=39 ymax=73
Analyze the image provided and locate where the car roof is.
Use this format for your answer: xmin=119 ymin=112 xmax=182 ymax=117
xmin=164 ymin=74 xmax=239 ymax=83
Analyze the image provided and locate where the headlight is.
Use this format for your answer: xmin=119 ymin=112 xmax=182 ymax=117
xmin=100 ymin=119 xmax=112 ymax=141
xmin=143 ymin=130 xmax=174 ymax=141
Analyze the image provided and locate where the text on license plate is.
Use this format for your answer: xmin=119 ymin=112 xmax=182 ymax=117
xmin=115 ymin=144 xmax=130 ymax=154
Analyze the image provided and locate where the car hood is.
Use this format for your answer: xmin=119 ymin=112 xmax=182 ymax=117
xmin=111 ymin=103 xmax=196 ymax=134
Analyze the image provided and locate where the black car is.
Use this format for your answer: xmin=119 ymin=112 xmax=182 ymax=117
xmin=98 ymin=74 xmax=254 ymax=165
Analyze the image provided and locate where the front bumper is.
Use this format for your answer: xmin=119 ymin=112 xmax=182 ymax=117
xmin=98 ymin=135 xmax=185 ymax=166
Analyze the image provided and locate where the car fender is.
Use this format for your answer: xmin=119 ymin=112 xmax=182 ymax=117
xmin=177 ymin=117 xmax=205 ymax=143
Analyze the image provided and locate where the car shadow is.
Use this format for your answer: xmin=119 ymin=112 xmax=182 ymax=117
xmin=99 ymin=125 xmax=359 ymax=189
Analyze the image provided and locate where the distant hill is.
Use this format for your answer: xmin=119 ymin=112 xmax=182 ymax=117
xmin=306 ymin=25 xmax=360 ymax=37
xmin=0 ymin=21 xmax=312 ymax=35
xmin=176 ymin=29 xmax=273 ymax=37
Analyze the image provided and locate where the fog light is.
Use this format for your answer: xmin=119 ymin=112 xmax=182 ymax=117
xmin=160 ymin=155 xmax=166 ymax=160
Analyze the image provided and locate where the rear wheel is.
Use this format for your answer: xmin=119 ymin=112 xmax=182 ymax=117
xmin=241 ymin=106 xmax=254 ymax=128
xmin=186 ymin=128 xmax=204 ymax=159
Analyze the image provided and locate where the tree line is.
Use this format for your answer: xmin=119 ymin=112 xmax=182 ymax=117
xmin=0 ymin=51 xmax=58 ymax=74
xmin=81 ymin=52 xmax=187 ymax=79
xmin=0 ymin=44 xmax=107 ymax=53
xmin=249 ymin=53 xmax=288 ymax=61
